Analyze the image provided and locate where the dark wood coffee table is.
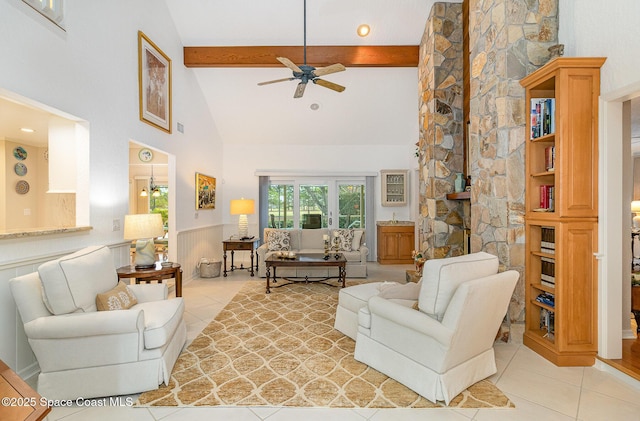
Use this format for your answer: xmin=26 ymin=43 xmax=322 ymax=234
xmin=265 ymin=253 xmax=346 ymax=293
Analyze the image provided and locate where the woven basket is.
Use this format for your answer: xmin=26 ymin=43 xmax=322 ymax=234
xmin=199 ymin=261 xmax=221 ymax=278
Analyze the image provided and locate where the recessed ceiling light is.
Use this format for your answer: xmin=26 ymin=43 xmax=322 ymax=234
xmin=310 ymin=103 xmax=320 ymax=111
xmin=20 ymin=128 xmax=35 ymax=133
xmin=357 ymin=24 xmax=370 ymax=37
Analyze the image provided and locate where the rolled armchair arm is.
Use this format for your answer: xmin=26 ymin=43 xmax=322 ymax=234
xmin=257 ymin=244 xmax=269 ymax=276
xmin=359 ymin=245 xmax=369 ymax=262
xmin=257 ymin=244 xmax=268 ymax=258
xmin=24 ymin=309 xmax=144 ymax=339
xmin=367 ymin=296 xmax=453 ymax=346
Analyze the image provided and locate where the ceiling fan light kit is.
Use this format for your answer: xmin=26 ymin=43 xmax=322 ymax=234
xmin=258 ymin=0 xmax=346 ymax=98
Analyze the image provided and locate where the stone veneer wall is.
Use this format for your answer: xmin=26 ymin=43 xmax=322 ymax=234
xmin=416 ymin=3 xmax=465 ymax=260
xmin=468 ymin=0 xmax=558 ymax=331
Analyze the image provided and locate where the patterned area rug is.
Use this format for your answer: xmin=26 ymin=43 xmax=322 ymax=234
xmin=136 ymin=280 xmax=514 ymax=408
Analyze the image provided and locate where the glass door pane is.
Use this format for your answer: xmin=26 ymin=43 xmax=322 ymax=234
xmin=338 ymin=184 xmax=365 ymax=228
xmin=299 ymin=184 xmax=328 ymax=228
xmin=268 ymin=184 xmax=294 ymax=228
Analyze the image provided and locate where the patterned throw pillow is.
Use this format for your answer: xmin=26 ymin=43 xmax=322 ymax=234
xmin=266 ymin=230 xmax=291 ymax=251
xmin=96 ymin=281 xmax=138 ymax=311
xmin=333 ymin=229 xmax=354 ymax=251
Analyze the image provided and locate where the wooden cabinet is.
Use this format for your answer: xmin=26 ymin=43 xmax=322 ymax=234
xmin=377 ymin=222 xmax=414 ymax=264
xmin=381 ymin=170 xmax=408 ymax=206
xmin=521 ymin=57 xmax=605 ymax=366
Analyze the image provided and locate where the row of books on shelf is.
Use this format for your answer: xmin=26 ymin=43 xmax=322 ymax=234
xmin=540 ymin=226 xmax=555 ymax=254
xmin=544 ymin=146 xmax=555 ymax=172
xmin=535 ymin=291 xmax=555 ymax=308
xmin=540 ymin=256 xmax=555 ymax=288
xmin=539 ymin=185 xmax=555 ymax=210
xmin=530 ymin=98 xmax=556 ymax=139
xmin=540 ymin=308 xmax=555 ymax=340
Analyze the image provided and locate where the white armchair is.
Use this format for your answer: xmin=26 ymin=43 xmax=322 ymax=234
xmin=353 ymin=253 xmax=518 ymax=405
xmin=9 ymin=246 xmax=187 ymax=400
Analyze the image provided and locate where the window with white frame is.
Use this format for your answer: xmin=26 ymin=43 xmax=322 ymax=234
xmin=23 ymin=0 xmax=64 ymax=28
xmin=266 ymin=177 xmax=367 ymax=230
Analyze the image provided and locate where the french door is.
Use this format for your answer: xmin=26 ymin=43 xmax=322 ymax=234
xmin=267 ymin=178 xmax=366 ymax=230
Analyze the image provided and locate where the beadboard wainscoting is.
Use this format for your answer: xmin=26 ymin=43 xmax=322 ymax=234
xmin=176 ymin=225 xmax=224 ymax=282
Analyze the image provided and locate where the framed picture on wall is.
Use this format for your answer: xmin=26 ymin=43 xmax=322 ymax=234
xmin=196 ymin=173 xmax=216 ymax=210
xmin=138 ymin=31 xmax=172 ymax=133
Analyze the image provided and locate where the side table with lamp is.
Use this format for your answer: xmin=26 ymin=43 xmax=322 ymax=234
xmin=224 ymin=198 xmax=259 ymax=276
xmin=120 ymin=213 xmax=182 ymax=297
xmin=123 ymin=213 xmax=165 ymax=269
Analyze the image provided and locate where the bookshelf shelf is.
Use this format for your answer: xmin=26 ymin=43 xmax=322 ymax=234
xmin=531 ymin=134 xmax=555 ymax=143
xmin=521 ymin=57 xmax=605 ymax=367
xmin=531 ymin=282 xmax=555 ymax=294
xmin=531 ymin=171 xmax=555 ymax=178
xmin=530 ymin=299 xmax=554 ymax=313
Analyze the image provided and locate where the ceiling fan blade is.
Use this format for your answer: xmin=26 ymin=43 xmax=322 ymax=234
xmin=313 ymin=63 xmax=346 ymax=77
xmin=277 ymin=57 xmax=303 ymax=73
xmin=257 ymin=77 xmax=294 ymax=86
xmin=313 ymin=78 xmax=346 ymax=93
xmin=293 ymin=82 xmax=307 ymax=98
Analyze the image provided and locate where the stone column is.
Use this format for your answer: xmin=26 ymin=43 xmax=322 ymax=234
xmin=468 ymin=0 xmax=558 ymax=333
xmin=417 ymin=2 xmax=464 ymax=260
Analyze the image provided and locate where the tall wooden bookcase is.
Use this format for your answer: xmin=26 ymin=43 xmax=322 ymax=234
xmin=521 ymin=57 xmax=605 ymax=366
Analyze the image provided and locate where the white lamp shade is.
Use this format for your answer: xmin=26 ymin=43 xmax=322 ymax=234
xmin=230 ymin=199 xmax=255 ymax=215
xmin=632 ymin=201 xmax=640 ymax=213
xmin=123 ymin=213 xmax=164 ymax=240
xmin=230 ymin=199 xmax=254 ymax=239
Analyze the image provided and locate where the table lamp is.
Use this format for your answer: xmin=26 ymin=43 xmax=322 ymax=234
xmin=230 ymin=198 xmax=255 ymax=239
xmin=633 ymin=201 xmax=640 ymax=230
xmin=124 ymin=213 xmax=164 ymax=269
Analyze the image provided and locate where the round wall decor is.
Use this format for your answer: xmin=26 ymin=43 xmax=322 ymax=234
xmin=138 ymin=148 xmax=153 ymax=162
xmin=16 ymin=180 xmax=30 ymax=194
xmin=13 ymin=146 xmax=27 ymax=160
xmin=14 ymin=162 xmax=27 ymax=176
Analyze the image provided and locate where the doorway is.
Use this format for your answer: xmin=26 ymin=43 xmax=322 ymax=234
xmin=598 ymin=83 xmax=640 ymax=380
xmin=128 ymin=141 xmax=171 ymax=262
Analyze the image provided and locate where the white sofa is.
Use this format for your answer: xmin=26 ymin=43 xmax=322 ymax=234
xmin=9 ymin=245 xmax=186 ymax=400
xmin=351 ymin=252 xmax=519 ymax=405
xmin=257 ymin=228 xmax=368 ymax=278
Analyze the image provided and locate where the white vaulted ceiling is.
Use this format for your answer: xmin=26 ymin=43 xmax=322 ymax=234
xmin=165 ymin=0 xmax=441 ymax=47
xmin=163 ymin=0 xmax=447 ymax=148
xmin=3 ymin=1 xmax=639 ymax=151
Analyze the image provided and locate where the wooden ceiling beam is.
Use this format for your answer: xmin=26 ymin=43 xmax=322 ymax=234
xmin=184 ymin=45 xmax=419 ymax=68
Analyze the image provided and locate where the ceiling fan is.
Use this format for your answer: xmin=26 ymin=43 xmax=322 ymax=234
xmin=257 ymin=0 xmax=346 ymax=98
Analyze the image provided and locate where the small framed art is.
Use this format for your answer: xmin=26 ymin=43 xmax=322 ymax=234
xmin=196 ymin=173 xmax=216 ymax=210
xmin=138 ymin=31 xmax=172 ymax=133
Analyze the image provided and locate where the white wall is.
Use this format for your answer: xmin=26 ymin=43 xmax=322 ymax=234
xmin=559 ymin=0 xmax=640 ymax=360
xmin=192 ymin=67 xmax=420 ymax=236
xmin=559 ymin=0 xmax=640 ymax=95
xmin=0 ymin=0 xmax=223 ymax=263
xmin=0 ymin=0 xmax=222 ymax=372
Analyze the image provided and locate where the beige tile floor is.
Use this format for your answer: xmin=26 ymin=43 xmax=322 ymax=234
xmin=43 ymin=263 xmax=640 ymax=421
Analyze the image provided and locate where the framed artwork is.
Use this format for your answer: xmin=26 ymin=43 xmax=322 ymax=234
xmin=196 ymin=173 xmax=216 ymax=210
xmin=138 ymin=31 xmax=172 ymax=133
